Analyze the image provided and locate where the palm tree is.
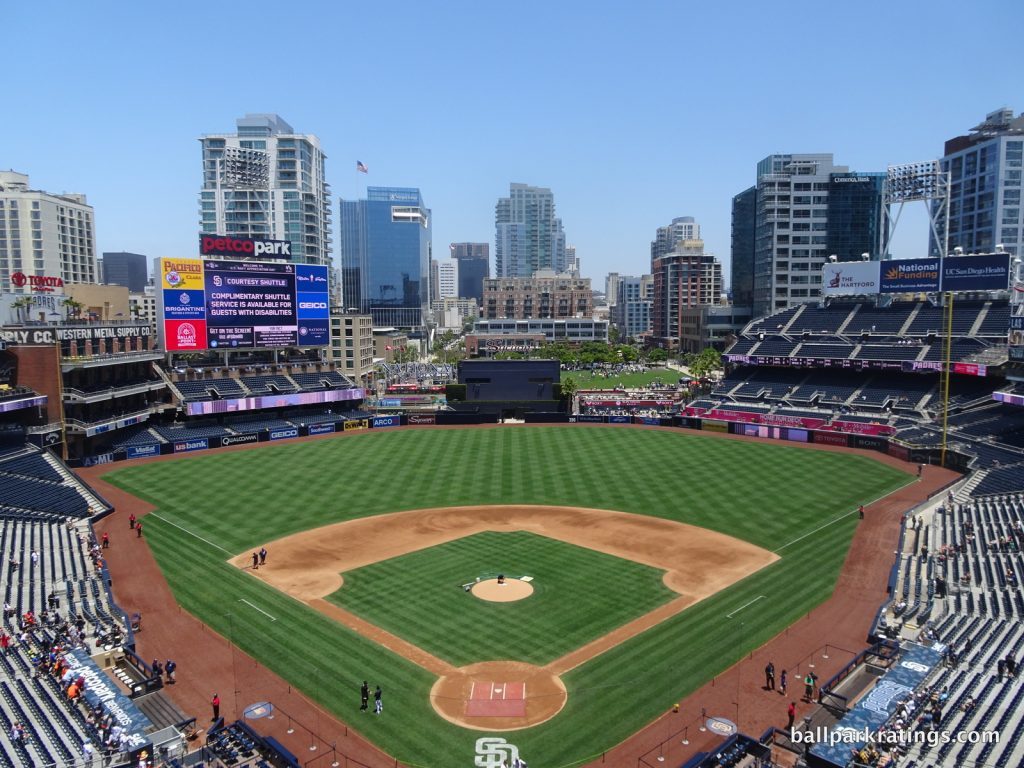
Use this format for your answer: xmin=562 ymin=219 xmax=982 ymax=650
xmin=10 ymin=296 xmax=33 ymax=324
xmin=61 ymin=298 xmax=84 ymax=322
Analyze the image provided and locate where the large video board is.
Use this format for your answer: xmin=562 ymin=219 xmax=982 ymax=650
xmin=156 ymin=258 xmax=329 ymax=351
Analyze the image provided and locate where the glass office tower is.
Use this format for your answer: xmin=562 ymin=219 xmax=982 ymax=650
xmin=339 ymin=187 xmax=432 ymax=330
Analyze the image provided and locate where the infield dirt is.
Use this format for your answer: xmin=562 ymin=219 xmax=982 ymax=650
xmin=228 ymin=504 xmax=778 ymax=728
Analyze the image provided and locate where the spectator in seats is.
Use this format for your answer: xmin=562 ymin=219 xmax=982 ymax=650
xmin=0 ymin=632 xmax=8 ymax=654
xmin=83 ymin=740 xmax=95 ymax=764
xmin=10 ymin=722 xmax=25 ymax=744
xmin=962 ymin=696 xmax=975 ymax=713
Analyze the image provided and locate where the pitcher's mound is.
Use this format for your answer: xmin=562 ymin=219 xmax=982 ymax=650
xmin=472 ymin=578 xmax=533 ymax=602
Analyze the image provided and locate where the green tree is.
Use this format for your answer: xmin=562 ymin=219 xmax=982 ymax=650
xmin=62 ymin=298 xmax=85 ymax=321
xmin=561 ymin=376 xmax=577 ymax=405
xmin=689 ymin=348 xmax=723 ymax=379
xmin=647 ymin=347 xmax=668 ymax=363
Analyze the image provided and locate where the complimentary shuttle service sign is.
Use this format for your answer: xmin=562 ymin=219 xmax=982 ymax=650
xmin=156 ymin=257 xmax=330 ymax=351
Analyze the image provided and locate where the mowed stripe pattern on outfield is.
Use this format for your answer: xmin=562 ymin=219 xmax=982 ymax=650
xmin=108 ymin=427 xmax=912 ymax=768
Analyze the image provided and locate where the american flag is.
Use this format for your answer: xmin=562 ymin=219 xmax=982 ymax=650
xmin=356 ymin=161 xmax=368 ymax=173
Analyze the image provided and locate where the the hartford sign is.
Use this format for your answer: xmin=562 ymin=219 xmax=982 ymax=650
xmin=199 ymin=234 xmax=292 ymax=260
xmin=10 ymin=272 xmax=64 ymax=292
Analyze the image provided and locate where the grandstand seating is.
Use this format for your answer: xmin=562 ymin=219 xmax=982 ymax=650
xmin=0 ymin=448 xmax=101 ymax=520
xmin=750 ymin=337 xmax=799 ymax=356
xmin=153 ymin=423 xmax=231 ymax=441
xmin=286 ymin=409 xmax=346 ymax=427
xmin=855 ymin=343 xmax=924 ymax=361
xmin=239 ymin=375 xmax=297 ymax=395
xmin=798 ymin=342 xmax=855 ymax=359
xmin=225 ymin=418 xmax=296 ymax=434
xmin=291 ymin=371 xmax=353 ymax=390
xmin=789 ymin=305 xmax=855 ymax=335
xmin=109 ymin=427 xmax=165 ymax=449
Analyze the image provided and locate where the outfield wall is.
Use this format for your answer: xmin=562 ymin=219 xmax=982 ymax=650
xmin=72 ymin=411 xmax=967 ymax=471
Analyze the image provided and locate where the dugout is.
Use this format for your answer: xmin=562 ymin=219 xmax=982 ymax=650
xmin=457 ymin=359 xmax=562 ymax=418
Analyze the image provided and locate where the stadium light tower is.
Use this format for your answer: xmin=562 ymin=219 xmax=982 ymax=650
xmin=883 ymin=161 xmax=951 ymax=259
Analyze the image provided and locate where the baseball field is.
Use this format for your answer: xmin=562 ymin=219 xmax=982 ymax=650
xmin=104 ymin=426 xmax=911 ymax=767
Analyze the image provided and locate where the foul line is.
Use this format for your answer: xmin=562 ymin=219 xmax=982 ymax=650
xmin=238 ymin=598 xmax=277 ymax=621
xmin=726 ymin=595 xmax=766 ymax=619
xmin=772 ymin=480 xmax=915 ymax=554
xmin=147 ymin=513 xmax=233 ymax=555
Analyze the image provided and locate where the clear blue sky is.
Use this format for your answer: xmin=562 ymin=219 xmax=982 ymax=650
xmin=4 ymin=0 xmax=1021 ymax=287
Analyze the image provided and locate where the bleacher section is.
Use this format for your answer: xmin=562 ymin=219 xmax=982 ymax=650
xmin=153 ymin=423 xmax=231 ymax=441
xmin=239 ymin=375 xmax=297 ymax=395
xmin=0 ymin=447 xmax=108 ymax=521
xmin=0 ymin=513 xmax=140 ymax=765
xmin=168 ymin=367 xmax=355 ymax=404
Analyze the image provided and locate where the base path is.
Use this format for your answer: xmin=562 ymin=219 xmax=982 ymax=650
xmin=230 ymin=504 xmax=777 ymax=729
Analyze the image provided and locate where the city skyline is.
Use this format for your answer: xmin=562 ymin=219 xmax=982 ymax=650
xmin=3 ymin=1 xmax=1020 ymax=288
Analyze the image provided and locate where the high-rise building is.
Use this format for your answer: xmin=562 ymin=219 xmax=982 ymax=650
xmin=611 ymin=275 xmax=654 ymax=339
xmin=565 ymin=245 xmax=580 ymax=276
xmin=482 ymin=271 xmax=592 ymax=320
xmin=495 ymin=184 xmax=567 ymax=277
xmin=746 ymin=154 xmax=886 ymax=318
xmin=339 ymin=187 xmax=432 ymax=329
xmin=0 ymin=171 xmax=98 ymax=291
xmin=932 ymin=108 xmax=1024 ymax=257
xmin=605 ymin=272 xmax=622 ymax=307
xmin=730 ymin=187 xmax=756 ymax=309
xmin=101 ymin=251 xmax=148 ymax=292
xmin=198 ymin=114 xmax=332 ymax=267
xmin=651 ymin=238 xmax=723 ymax=343
xmin=437 ymin=260 xmax=458 ymax=299
xmin=651 ymin=216 xmax=701 ymax=261
xmin=450 ymin=242 xmax=489 ymax=303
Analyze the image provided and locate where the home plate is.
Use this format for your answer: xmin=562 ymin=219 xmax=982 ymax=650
xmin=465 ymin=681 xmax=527 ymax=716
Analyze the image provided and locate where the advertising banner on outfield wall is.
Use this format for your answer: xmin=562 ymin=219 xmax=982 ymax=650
xmin=880 ymin=258 xmax=941 ymax=293
xmin=126 ymin=444 xmax=161 ymax=460
xmin=607 ymin=415 xmax=631 ymax=423
xmin=343 ymin=419 xmax=368 ymax=431
xmin=269 ymin=428 xmax=300 ymax=441
xmin=406 ymin=414 xmax=436 ymax=425
xmin=941 ymin=253 xmax=1011 ymax=291
xmin=812 ymin=432 xmax=849 ymax=447
xmin=372 ymin=415 xmax=400 ymax=428
xmin=702 ymin=419 xmax=729 ymax=432
xmin=827 ymin=420 xmax=895 ymax=436
xmin=308 ymin=422 xmax=336 ymax=435
xmin=822 ymin=261 xmax=881 ymax=296
xmin=574 ymin=414 xmax=605 ymax=423
xmin=173 ymin=438 xmax=209 ymax=453
xmin=219 ymin=434 xmax=259 ymax=447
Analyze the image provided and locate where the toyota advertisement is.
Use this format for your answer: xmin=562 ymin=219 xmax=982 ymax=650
xmin=156 ymin=257 xmax=330 ymax=351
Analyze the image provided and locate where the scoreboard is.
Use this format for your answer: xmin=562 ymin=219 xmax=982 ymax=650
xmin=156 ymin=257 xmax=330 ymax=352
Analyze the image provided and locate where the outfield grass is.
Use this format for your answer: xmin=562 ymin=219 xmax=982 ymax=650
xmin=570 ymin=368 xmax=685 ymax=390
xmin=328 ymin=530 xmax=676 ymax=666
xmin=106 ymin=427 xmax=911 ymax=768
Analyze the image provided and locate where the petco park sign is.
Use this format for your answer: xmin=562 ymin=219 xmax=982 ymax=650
xmin=200 ymin=234 xmax=292 ymax=260
xmin=10 ymin=272 xmax=64 ymax=292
